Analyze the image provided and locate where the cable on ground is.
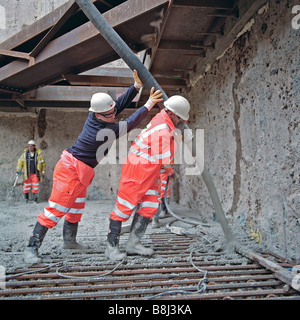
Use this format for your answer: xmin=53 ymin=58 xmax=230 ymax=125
xmin=146 ymin=247 xmax=207 ymax=300
xmin=55 ymin=258 xmax=125 ymax=280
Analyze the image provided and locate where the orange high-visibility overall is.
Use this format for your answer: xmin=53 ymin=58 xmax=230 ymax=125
xmin=110 ymin=109 xmax=176 ymax=222
xmin=23 ymin=174 xmax=40 ymax=194
xmin=37 ymin=151 xmax=95 ymax=228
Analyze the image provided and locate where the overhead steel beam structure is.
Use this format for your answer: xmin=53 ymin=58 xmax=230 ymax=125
xmin=65 ymin=74 xmax=186 ymax=88
xmin=0 ymin=0 xmax=248 ymax=111
xmin=172 ymin=0 xmax=235 ymax=9
xmin=0 ymin=0 xmax=125 ymax=52
xmin=0 ymin=0 xmax=169 ymax=94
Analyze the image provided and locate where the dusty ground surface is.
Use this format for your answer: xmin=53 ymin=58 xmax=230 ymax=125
xmin=0 ymin=197 xmax=269 ymax=274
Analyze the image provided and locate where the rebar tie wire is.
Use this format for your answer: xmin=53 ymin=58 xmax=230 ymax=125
xmin=1 ymin=260 xmax=74 ymax=280
xmin=146 ymin=248 xmax=207 ymax=300
xmin=55 ymin=258 xmax=125 ymax=280
xmin=1 ymin=258 xmax=125 ymax=281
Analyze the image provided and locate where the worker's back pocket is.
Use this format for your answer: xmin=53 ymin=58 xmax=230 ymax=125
xmin=76 ymin=160 xmax=95 ymax=187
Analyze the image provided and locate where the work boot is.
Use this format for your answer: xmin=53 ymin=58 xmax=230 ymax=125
xmin=63 ymin=220 xmax=89 ymax=249
xmin=126 ymin=214 xmax=153 ymax=256
xmin=159 ymin=198 xmax=167 ymax=218
xmin=33 ymin=193 xmax=38 ymax=203
xmin=105 ymin=219 xmax=126 ymax=263
xmin=24 ymin=222 xmax=48 ymax=264
xmin=24 ymin=193 xmax=29 ymax=204
xmin=151 ymin=207 xmax=160 ymax=228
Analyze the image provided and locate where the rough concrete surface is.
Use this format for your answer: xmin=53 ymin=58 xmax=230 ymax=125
xmin=0 ymin=199 xmax=261 ymax=273
xmin=0 ymin=0 xmax=299 ymax=271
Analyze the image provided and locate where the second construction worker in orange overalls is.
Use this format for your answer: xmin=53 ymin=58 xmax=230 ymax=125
xmin=106 ymin=95 xmax=190 ymax=262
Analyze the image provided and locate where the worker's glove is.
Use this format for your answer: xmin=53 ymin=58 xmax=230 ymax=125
xmin=133 ymin=69 xmax=143 ymax=90
xmin=16 ymin=171 xmax=22 ymax=175
xmin=144 ymin=87 xmax=163 ymax=111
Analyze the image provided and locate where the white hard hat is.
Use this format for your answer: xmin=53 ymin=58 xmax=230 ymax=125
xmin=89 ymin=92 xmax=116 ymax=113
xmin=164 ymin=95 xmax=190 ymax=121
xmin=28 ymin=140 xmax=36 ymax=145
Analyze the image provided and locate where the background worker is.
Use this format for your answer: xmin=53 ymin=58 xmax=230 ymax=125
xmin=24 ymin=70 xmax=163 ymax=264
xmin=16 ymin=140 xmax=46 ymax=203
xmin=106 ymin=95 xmax=190 ymax=262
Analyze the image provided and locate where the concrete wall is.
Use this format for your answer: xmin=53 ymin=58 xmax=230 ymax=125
xmin=0 ymin=0 xmax=68 ymax=42
xmin=0 ymin=108 xmax=151 ymax=202
xmin=181 ymin=0 xmax=299 ymax=260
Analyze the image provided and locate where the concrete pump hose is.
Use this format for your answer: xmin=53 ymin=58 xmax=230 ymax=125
xmin=76 ymin=0 xmax=235 ymax=251
xmin=75 ymin=0 xmax=168 ymax=101
xmin=181 ymin=123 xmax=235 ymax=250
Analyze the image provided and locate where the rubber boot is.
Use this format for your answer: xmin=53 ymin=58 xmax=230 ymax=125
xmin=151 ymin=206 xmax=160 ymax=228
xmin=24 ymin=222 xmax=48 ymax=264
xmin=159 ymin=198 xmax=167 ymax=218
xmin=33 ymin=193 xmax=38 ymax=203
xmin=105 ymin=219 xmax=126 ymax=263
xmin=24 ymin=193 xmax=29 ymax=204
xmin=63 ymin=220 xmax=89 ymax=249
xmin=126 ymin=214 xmax=153 ymax=256
xmin=160 ymin=198 xmax=171 ymax=218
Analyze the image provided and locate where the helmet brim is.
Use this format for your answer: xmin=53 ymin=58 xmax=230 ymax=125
xmin=164 ymin=101 xmax=189 ymax=121
xmin=89 ymin=100 xmax=116 ymax=113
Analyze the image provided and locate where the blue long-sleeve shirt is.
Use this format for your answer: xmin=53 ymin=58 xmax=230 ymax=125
xmin=67 ymin=86 xmax=148 ymax=168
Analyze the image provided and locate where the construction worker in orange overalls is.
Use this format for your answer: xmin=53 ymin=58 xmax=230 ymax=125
xmin=24 ymin=70 xmax=163 ymax=264
xmin=16 ymin=140 xmax=46 ymax=204
xmin=106 ymin=95 xmax=190 ymax=262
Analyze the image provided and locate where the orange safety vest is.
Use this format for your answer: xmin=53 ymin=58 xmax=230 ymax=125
xmin=121 ymin=109 xmax=176 ymax=186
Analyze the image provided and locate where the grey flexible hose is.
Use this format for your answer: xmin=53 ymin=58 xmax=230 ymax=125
xmin=164 ymin=176 xmax=202 ymax=226
xmin=75 ymin=0 xmax=167 ymax=101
